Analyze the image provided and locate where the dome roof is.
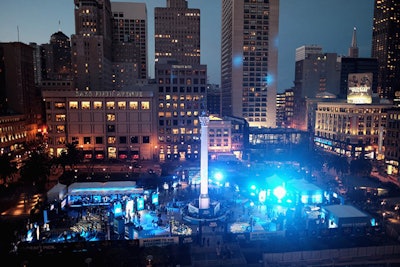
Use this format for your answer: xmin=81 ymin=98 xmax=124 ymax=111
xmin=316 ymin=91 xmax=337 ymax=99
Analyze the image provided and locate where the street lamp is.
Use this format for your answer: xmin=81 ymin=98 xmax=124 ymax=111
xmin=146 ymin=255 xmax=153 ymax=267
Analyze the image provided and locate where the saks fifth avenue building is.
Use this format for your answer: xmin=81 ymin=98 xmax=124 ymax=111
xmin=42 ymin=87 xmax=158 ymax=161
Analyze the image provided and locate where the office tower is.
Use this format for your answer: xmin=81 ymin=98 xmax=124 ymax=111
xmin=339 ymin=28 xmax=379 ymax=99
xmin=385 ymin=107 xmax=400 ymax=176
xmin=221 ymin=0 xmax=279 ymax=128
xmin=338 ymin=57 xmax=378 ymax=99
xmin=30 ymin=42 xmax=42 ymax=85
xmin=284 ymin=88 xmax=294 ymax=128
xmin=371 ymin=0 xmax=400 ymax=104
xmin=206 ymin=84 xmax=221 ymax=116
xmin=276 ymin=92 xmax=285 ymax=127
xmin=0 ymin=42 xmax=42 ymax=122
xmin=292 ymin=45 xmax=340 ymax=130
xmin=71 ymin=0 xmax=113 ymax=91
xmin=41 ymin=31 xmax=72 ymax=81
xmin=154 ymin=0 xmax=200 ymax=65
xmin=294 ymin=45 xmax=340 ymax=98
xmin=156 ymin=59 xmax=207 ymax=161
xmin=348 ymin=27 xmax=359 ymax=58
xmin=111 ymin=2 xmax=147 ymax=89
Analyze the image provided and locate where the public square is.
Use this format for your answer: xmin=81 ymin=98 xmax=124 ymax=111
xmin=2 ymin=158 xmax=400 ymax=266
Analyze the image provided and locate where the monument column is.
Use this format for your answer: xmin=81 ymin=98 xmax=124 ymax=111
xmin=198 ymin=112 xmax=210 ymax=210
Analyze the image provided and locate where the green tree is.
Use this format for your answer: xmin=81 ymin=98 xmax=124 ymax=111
xmin=326 ymin=155 xmax=349 ymax=177
xmin=350 ymin=158 xmax=372 ymax=176
xmin=19 ymin=151 xmax=51 ymax=191
xmin=55 ymin=143 xmax=83 ymax=171
xmin=0 ymin=153 xmax=18 ymax=184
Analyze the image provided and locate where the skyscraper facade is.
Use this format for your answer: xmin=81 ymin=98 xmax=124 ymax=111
xmin=221 ymin=0 xmax=279 ymax=128
xmin=348 ymin=27 xmax=359 ymax=58
xmin=155 ymin=59 xmax=207 ymax=161
xmin=339 ymin=27 xmax=378 ymax=99
xmin=41 ymin=31 xmax=72 ymax=81
xmin=154 ymin=0 xmax=200 ymax=65
xmin=111 ymin=2 xmax=147 ymax=88
xmin=292 ymin=45 xmax=340 ymax=130
xmin=71 ymin=0 xmax=113 ymax=91
xmin=0 ymin=42 xmax=42 ymax=121
xmin=338 ymin=57 xmax=378 ymax=99
xmin=371 ymin=0 xmax=400 ymax=105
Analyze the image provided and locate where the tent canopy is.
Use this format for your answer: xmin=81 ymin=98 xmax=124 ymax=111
xmin=47 ymin=183 xmax=67 ymax=202
xmin=67 ymin=181 xmax=143 ymax=195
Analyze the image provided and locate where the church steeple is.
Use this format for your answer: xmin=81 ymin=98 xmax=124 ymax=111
xmin=348 ymin=27 xmax=359 ymax=58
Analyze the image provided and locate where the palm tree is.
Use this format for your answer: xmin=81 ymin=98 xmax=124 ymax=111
xmin=0 ymin=153 xmax=18 ymax=184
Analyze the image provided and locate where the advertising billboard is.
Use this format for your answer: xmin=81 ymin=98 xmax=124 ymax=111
xmin=347 ymin=73 xmax=372 ymax=104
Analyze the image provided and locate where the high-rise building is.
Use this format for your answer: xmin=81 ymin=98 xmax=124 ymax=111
xmin=155 ymin=59 xmax=207 ymax=161
xmin=0 ymin=42 xmax=42 ymax=121
xmin=348 ymin=27 xmax=359 ymax=58
xmin=0 ymin=42 xmax=43 ymax=154
xmin=292 ymin=45 xmax=340 ymax=130
xmin=371 ymin=0 xmax=400 ymax=105
xmin=338 ymin=57 xmax=378 ymax=99
xmin=206 ymin=84 xmax=221 ymax=116
xmin=294 ymin=45 xmax=340 ymax=99
xmin=41 ymin=31 xmax=72 ymax=81
xmin=385 ymin=107 xmax=400 ymax=177
xmin=71 ymin=0 xmax=113 ymax=91
xmin=111 ymin=2 xmax=147 ymax=88
xmin=276 ymin=92 xmax=285 ymax=127
xmin=154 ymin=0 xmax=200 ymax=65
xmin=284 ymin=88 xmax=294 ymax=128
xmin=29 ymin=42 xmax=43 ymax=85
xmin=338 ymin=28 xmax=379 ymax=101
xmin=221 ymin=0 xmax=279 ymax=128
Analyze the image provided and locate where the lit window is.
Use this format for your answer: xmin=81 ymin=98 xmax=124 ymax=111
xmin=69 ymin=101 xmax=78 ymax=109
xmin=118 ymin=101 xmax=126 ymax=109
xmin=55 ymin=114 xmax=66 ymax=121
xmin=141 ymin=101 xmax=150 ymax=110
xmin=56 ymin=125 xmax=65 ymax=133
xmin=54 ymin=102 xmax=66 ymax=109
xmin=107 ymin=136 xmax=116 ymax=144
xmin=106 ymin=101 xmax=115 ymax=109
xmin=94 ymin=101 xmax=102 ymax=109
xmin=81 ymin=101 xmax=90 ymax=109
xmin=107 ymin=114 xmax=116 ymax=121
xmin=129 ymin=101 xmax=138 ymax=110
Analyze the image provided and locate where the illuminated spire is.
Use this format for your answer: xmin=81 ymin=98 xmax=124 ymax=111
xmin=349 ymin=27 xmax=359 ymax=58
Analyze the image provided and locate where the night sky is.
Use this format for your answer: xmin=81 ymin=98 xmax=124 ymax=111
xmin=0 ymin=0 xmax=374 ymax=92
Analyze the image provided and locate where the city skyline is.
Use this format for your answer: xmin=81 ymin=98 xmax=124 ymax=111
xmin=0 ymin=0 xmax=374 ymax=92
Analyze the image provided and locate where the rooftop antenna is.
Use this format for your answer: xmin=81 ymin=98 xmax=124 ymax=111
xmin=58 ymin=20 xmax=61 ymax=32
xmin=17 ymin=25 xmax=19 ymax=42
